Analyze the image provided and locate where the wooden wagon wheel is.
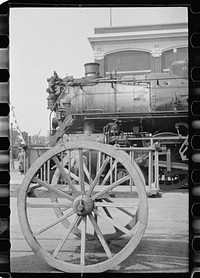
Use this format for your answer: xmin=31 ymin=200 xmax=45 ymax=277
xmin=18 ymin=141 xmax=148 ymax=273
xmin=50 ymin=148 xmax=145 ymax=240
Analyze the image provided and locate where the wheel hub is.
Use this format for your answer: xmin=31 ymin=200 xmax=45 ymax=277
xmin=73 ymin=195 xmax=94 ymax=216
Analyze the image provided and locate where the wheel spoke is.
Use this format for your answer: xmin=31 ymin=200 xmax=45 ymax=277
xmin=92 ymin=175 xmax=130 ymax=200
xmin=33 ymin=209 xmax=75 ymax=237
xmin=78 ymin=149 xmax=85 ymax=194
xmin=102 ymin=206 xmax=112 ymax=219
xmin=34 ymin=177 xmax=74 ymax=202
xmin=101 ymin=160 xmax=117 ymax=185
xmin=83 ymin=162 xmax=91 ymax=183
xmin=88 ymin=213 xmax=112 ymax=259
xmin=52 ymin=156 xmax=79 ymax=194
xmin=94 ymin=201 xmax=137 ymax=209
xmin=101 ymin=206 xmax=120 ymax=233
xmin=64 ymin=168 xmax=89 ymax=187
xmin=103 ymin=198 xmax=137 ymax=218
xmin=53 ymin=214 xmax=81 ymax=258
xmin=102 ymin=207 xmax=119 ymax=235
xmin=27 ymin=203 xmax=72 ymax=209
xmin=81 ymin=216 xmax=87 ymax=268
xmin=88 ymin=156 xmax=110 ymax=195
xmin=88 ymin=150 xmax=92 ymax=184
xmin=61 ymin=207 xmax=71 ymax=213
xmin=27 ymin=183 xmax=42 ymax=195
xmin=29 ymin=183 xmax=42 ymax=190
xmin=93 ymin=208 xmax=131 ymax=236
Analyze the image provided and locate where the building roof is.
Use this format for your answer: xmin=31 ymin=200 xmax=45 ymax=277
xmin=88 ymin=22 xmax=188 ymax=49
xmin=93 ymin=22 xmax=188 ymax=34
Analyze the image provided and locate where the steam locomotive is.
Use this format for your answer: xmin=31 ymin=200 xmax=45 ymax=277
xmin=46 ymin=60 xmax=188 ymax=189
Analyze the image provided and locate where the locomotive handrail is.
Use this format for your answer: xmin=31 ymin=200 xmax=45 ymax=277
xmin=115 ymin=146 xmax=164 ymax=151
xmin=76 ymin=78 xmax=188 ymax=90
xmin=86 ymin=76 xmax=188 ymax=84
xmin=128 ymin=136 xmax=187 ymax=141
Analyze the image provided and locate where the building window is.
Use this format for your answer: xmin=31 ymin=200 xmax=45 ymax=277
xmin=161 ymin=47 xmax=188 ymax=72
xmin=104 ymin=50 xmax=151 ymax=77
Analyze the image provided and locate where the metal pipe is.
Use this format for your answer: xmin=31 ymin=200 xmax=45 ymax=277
xmin=115 ymin=147 xmax=161 ymax=151
xmin=127 ymin=136 xmax=187 ymax=141
xmin=148 ymin=150 xmax=152 ymax=190
xmin=87 ymin=76 xmax=188 ymax=84
xmin=154 ymin=149 xmax=159 ymax=191
xmin=166 ymin=149 xmax=171 ymax=172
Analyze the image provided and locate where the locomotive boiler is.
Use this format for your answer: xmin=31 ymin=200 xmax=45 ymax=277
xmin=47 ymin=60 xmax=188 ymax=189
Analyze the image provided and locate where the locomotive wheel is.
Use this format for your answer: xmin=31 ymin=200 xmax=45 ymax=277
xmin=18 ymin=141 xmax=148 ymax=273
xmin=153 ymin=132 xmax=188 ymax=190
xmin=159 ymin=170 xmax=188 ymax=191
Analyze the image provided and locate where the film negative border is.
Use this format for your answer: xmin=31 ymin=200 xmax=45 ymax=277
xmin=0 ymin=0 xmax=10 ymax=276
xmin=190 ymin=4 xmax=200 ymax=278
xmin=0 ymin=2 xmax=198 ymax=277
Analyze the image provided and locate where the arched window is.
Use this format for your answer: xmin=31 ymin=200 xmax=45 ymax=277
xmin=104 ymin=50 xmax=151 ymax=76
xmin=161 ymin=47 xmax=188 ymax=72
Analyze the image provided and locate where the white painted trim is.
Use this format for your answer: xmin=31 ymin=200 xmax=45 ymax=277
xmin=104 ymin=48 xmax=152 ymax=57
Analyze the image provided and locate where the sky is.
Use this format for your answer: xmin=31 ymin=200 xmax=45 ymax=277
xmin=10 ymin=6 xmax=188 ymax=136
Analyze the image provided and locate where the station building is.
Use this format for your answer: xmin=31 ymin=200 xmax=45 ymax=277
xmin=88 ymin=22 xmax=188 ymax=78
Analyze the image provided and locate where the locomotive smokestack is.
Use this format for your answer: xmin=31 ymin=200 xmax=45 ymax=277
xmin=84 ymin=62 xmax=100 ymax=78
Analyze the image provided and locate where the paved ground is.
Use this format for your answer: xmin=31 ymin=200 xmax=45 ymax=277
xmin=10 ymin=162 xmax=189 ymax=273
